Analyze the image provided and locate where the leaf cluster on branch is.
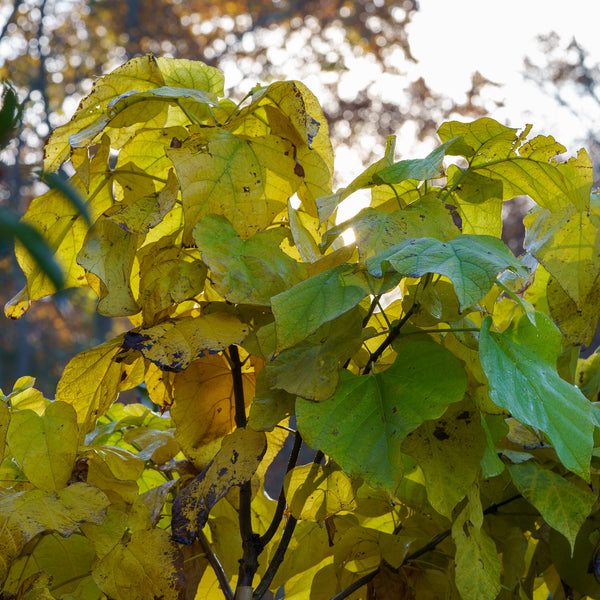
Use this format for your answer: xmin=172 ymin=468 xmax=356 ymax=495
xmin=2 ymin=55 xmax=600 ymax=600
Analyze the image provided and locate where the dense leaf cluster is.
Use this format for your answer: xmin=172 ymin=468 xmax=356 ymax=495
xmin=2 ymin=56 xmax=600 ymax=599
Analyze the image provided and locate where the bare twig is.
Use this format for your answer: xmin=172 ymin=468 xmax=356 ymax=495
xmin=198 ymin=531 xmax=234 ymax=600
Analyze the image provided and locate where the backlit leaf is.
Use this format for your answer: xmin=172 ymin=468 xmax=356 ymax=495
xmin=402 ymin=398 xmax=487 ymax=517
xmin=171 ymin=353 xmax=256 ymax=469
xmin=480 ymin=313 xmax=594 ymax=479
xmin=172 ymin=427 xmax=266 ymax=543
xmin=508 ymin=461 xmax=595 ymax=552
xmin=296 ymin=341 xmax=467 ymax=494
xmin=193 ymin=214 xmax=306 ymax=305
xmin=284 ymin=462 xmax=356 ymax=522
xmin=122 ymin=313 xmax=249 ymax=371
xmin=0 ymin=401 xmax=8 ymax=464
xmin=367 ymin=234 xmax=526 ymax=311
xmin=167 ymin=128 xmax=302 ymax=242
xmin=7 ymin=401 xmax=78 ymax=491
xmin=92 ymin=528 xmax=185 ymax=600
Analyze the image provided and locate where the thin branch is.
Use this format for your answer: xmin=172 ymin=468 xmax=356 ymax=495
xmin=330 ymin=493 xmax=524 ymax=600
xmin=363 ymin=303 xmax=417 ymax=375
xmin=198 ymin=531 xmax=234 ymax=600
xmin=258 ymin=430 xmax=303 ymax=548
xmin=253 ymin=451 xmax=325 ymax=599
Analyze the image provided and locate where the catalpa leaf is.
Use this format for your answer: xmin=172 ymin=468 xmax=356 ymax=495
xmin=524 ymin=197 xmax=600 ymax=308
xmin=171 ymin=354 xmax=257 ymax=469
xmin=193 ymin=214 xmax=306 ymax=305
xmin=7 ymin=401 xmax=78 ymax=491
xmin=122 ymin=313 xmax=249 ymax=371
xmin=0 ymin=484 xmax=109 ymax=587
xmin=296 ymin=341 xmax=467 ymax=494
xmin=0 ymin=401 xmax=7 ymax=465
xmin=92 ymin=529 xmax=185 ymax=600
xmin=439 ymin=118 xmax=593 ymax=211
xmin=284 ymin=462 xmax=356 ymax=522
xmin=402 ymin=399 xmax=487 ymax=517
xmin=367 ymin=234 xmax=526 ymax=311
xmin=508 ymin=461 xmax=595 ymax=552
xmin=172 ymin=427 xmax=266 ymax=543
xmin=480 ymin=313 xmax=594 ymax=480
xmin=452 ymin=489 xmax=501 ymax=600
xmin=167 ymin=128 xmax=302 ymax=243
xmin=271 ymin=264 xmax=375 ymax=351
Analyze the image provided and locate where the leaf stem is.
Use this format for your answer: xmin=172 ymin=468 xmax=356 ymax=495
xmin=258 ymin=430 xmax=303 ymax=548
xmin=253 ymin=450 xmax=325 ymax=599
xmin=329 ymin=493 xmax=523 ymax=600
xmin=198 ymin=530 xmax=234 ymax=600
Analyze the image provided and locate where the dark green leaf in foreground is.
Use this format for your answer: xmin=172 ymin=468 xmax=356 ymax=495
xmin=296 ymin=341 xmax=467 ymax=494
xmin=367 ymin=234 xmax=526 ymax=311
xmin=480 ymin=313 xmax=594 ymax=480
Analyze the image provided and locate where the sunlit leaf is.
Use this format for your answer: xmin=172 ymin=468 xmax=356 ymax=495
xmin=122 ymin=313 xmax=249 ymax=371
xmin=7 ymin=401 xmax=78 ymax=491
xmin=367 ymin=234 xmax=527 ymax=311
xmin=92 ymin=528 xmax=185 ymax=600
xmin=172 ymin=427 xmax=266 ymax=543
xmin=297 ymin=341 xmax=467 ymax=494
xmin=193 ymin=214 xmax=306 ymax=305
xmin=480 ymin=313 xmax=594 ymax=479
xmin=167 ymin=128 xmax=302 ymax=242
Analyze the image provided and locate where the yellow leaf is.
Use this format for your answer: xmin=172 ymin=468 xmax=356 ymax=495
xmin=44 ymin=54 xmax=165 ymax=172
xmin=171 ymin=353 xmax=256 ymax=469
xmin=166 ymin=128 xmax=302 ymax=242
xmin=78 ymin=218 xmax=141 ymax=316
xmin=144 ymin=361 xmax=175 ymax=407
xmin=156 ymin=56 xmax=224 ymax=94
xmin=122 ymin=313 xmax=249 ymax=371
xmin=172 ymin=427 xmax=267 ymax=543
xmin=55 ymin=335 xmax=125 ymax=430
xmin=7 ymin=377 xmax=47 ymax=413
xmin=0 ymin=401 xmax=8 ymax=465
xmin=7 ymin=401 xmax=78 ymax=491
xmin=92 ymin=528 xmax=185 ymax=600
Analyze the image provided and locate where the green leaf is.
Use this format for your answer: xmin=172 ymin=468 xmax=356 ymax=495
xmin=525 ymin=197 xmax=600 ymax=308
xmin=402 ymin=399 xmax=487 ymax=517
xmin=267 ymin=308 xmax=364 ymax=401
xmin=321 ymin=195 xmax=458 ymax=259
xmin=193 ymin=214 xmax=306 ymax=305
xmin=122 ymin=314 xmax=249 ymax=371
xmin=166 ymin=128 xmax=302 ymax=243
xmin=172 ymin=427 xmax=266 ymax=543
xmin=296 ymin=341 xmax=467 ymax=494
xmin=0 ymin=400 xmax=8 ymax=464
xmin=92 ymin=528 xmax=185 ymax=600
xmin=451 ymin=488 xmax=501 ymax=600
xmin=7 ymin=401 xmax=78 ymax=491
xmin=439 ymin=118 xmax=592 ymax=211
xmin=271 ymin=264 xmax=373 ymax=351
xmin=479 ymin=313 xmax=594 ymax=479
xmin=508 ymin=461 xmax=595 ymax=552
xmin=367 ymin=234 xmax=526 ymax=311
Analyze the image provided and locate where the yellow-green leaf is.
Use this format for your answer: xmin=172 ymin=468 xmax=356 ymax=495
xmin=167 ymin=128 xmax=302 ymax=242
xmin=7 ymin=401 xmax=78 ymax=490
xmin=508 ymin=461 xmax=595 ymax=552
xmin=0 ymin=400 xmax=8 ymax=464
xmin=56 ymin=335 xmax=125 ymax=430
xmin=284 ymin=462 xmax=356 ymax=522
xmin=93 ymin=528 xmax=185 ymax=600
xmin=122 ymin=313 xmax=249 ymax=371
xmin=172 ymin=427 xmax=267 ymax=543
xmin=402 ymin=399 xmax=487 ymax=517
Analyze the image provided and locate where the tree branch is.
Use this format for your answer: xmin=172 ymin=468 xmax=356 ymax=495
xmin=258 ymin=430 xmax=303 ymax=549
xmin=330 ymin=493 xmax=524 ymax=600
xmin=197 ymin=531 xmax=234 ymax=600
xmin=253 ymin=451 xmax=325 ymax=599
